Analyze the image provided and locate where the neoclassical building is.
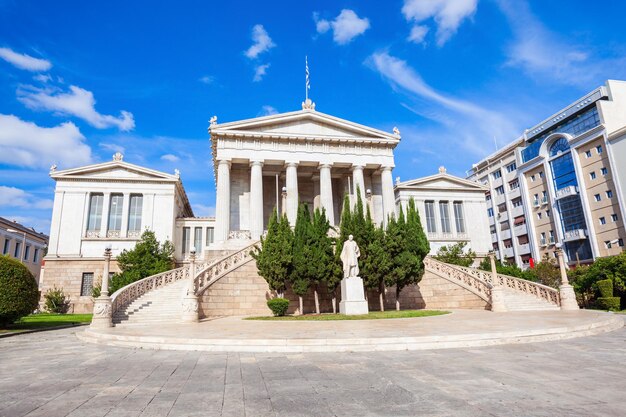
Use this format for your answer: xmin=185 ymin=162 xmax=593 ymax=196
xmin=208 ymin=99 xmax=399 ymax=249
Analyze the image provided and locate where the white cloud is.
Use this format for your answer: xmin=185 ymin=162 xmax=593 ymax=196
xmin=199 ymin=75 xmax=214 ymax=84
xmin=0 ymin=114 xmax=92 ymax=169
xmin=259 ymin=105 xmax=278 ymax=116
xmin=402 ymin=0 xmax=477 ymax=46
xmin=408 ymin=25 xmax=429 ymax=44
xmin=0 ymin=47 xmax=52 ymax=72
xmin=244 ymin=25 xmax=276 ymax=59
xmin=367 ymin=51 xmax=520 ymax=157
xmin=161 ymin=154 xmax=180 ymax=162
xmin=33 ymin=74 xmax=52 ymax=83
xmin=99 ymin=142 xmax=125 ymax=154
xmin=192 ymin=204 xmax=215 ymax=217
xmin=0 ymin=186 xmax=54 ymax=210
xmin=17 ymin=84 xmax=135 ymax=131
xmin=314 ymin=9 xmax=370 ymax=45
xmin=253 ymin=64 xmax=270 ymax=82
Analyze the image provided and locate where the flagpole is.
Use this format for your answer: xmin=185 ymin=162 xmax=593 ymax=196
xmin=305 ymin=56 xmax=308 ymax=101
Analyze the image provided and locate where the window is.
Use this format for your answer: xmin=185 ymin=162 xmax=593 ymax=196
xmin=533 ymin=193 xmax=539 ymax=205
xmin=206 ymin=227 xmax=215 ymax=245
xmin=81 ymin=273 xmax=94 ymax=297
xmin=599 ymin=217 xmax=606 ymax=225
xmin=493 ymin=170 xmax=502 ymax=179
xmin=537 ymin=212 xmax=542 ymax=220
xmin=425 ymin=201 xmax=437 ymax=233
xmin=495 ymin=186 xmax=505 ymax=195
xmin=487 ymin=208 xmax=494 ymax=218
xmin=33 ymin=248 xmax=39 ymax=263
xmin=590 ymin=172 xmax=596 ymax=180
xmin=605 ymin=241 xmax=612 ymax=249
xmin=549 ymin=230 xmax=555 ymax=243
xmin=108 ymin=194 xmax=124 ymax=231
xmin=506 ymin=163 xmax=517 ymax=173
xmin=2 ymin=239 xmax=9 ymax=255
xmin=87 ymin=193 xmax=104 ymax=231
xmin=24 ymin=245 xmax=30 ymax=262
xmin=596 ymin=145 xmax=603 ymax=154
xmin=585 ymin=150 xmax=592 ymax=158
xmin=509 ymin=180 xmax=519 ymax=190
xmin=498 ymin=203 xmax=507 ymax=213
xmin=594 ymin=194 xmax=601 ymax=202
xmin=453 ymin=202 xmax=465 ymax=233
xmin=194 ymin=227 xmax=202 ymax=252
xmin=490 ymin=225 xmax=496 ymax=234
xmin=540 ymin=232 xmax=546 ymax=245
xmin=182 ymin=227 xmax=190 ymax=255
xmin=439 ymin=202 xmax=451 ymax=233
xmin=486 ymin=194 xmax=491 ymax=201
xmin=512 ymin=198 xmax=523 ymax=207
xmin=530 ymin=175 xmax=536 ymax=182
xmin=128 ymin=194 xmax=143 ymax=232
xmin=611 ymin=214 xmax=618 ymax=222
xmin=539 ymin=171 xmax=544 ymax=178
xmin=601 ymin=167 xmax=608 ymax=176
xmin=14 ymin=241 xmax=21 ymax=258
xmin=619 ymin=239 xmax=624 ymax=247
xmin=607 ymin=190 xmax=613 ymax=198
xmin=549 ymin=138 xmax=570 ymax=156
xmin=546 ymin=210 xmax=551 ymax=217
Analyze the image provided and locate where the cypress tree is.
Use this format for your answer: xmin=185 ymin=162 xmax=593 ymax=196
xmin=290 ymin=203 xmax=313 ymax=314
xmin=251 ymin=209 xmax=292 ymax=297
xmin=310 ymin=208 xmax=334 ymax=314
xmin=362 ymin=224 xmax=391 ymax=311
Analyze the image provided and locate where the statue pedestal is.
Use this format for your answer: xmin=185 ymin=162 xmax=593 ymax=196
xmin=339 ymin=276 xmax=369 ymax=315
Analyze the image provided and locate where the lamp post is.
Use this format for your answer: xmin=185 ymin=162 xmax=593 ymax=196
xmin=555 ymin=244 xmax=579 ymax=310
xmin=6 ymin=228 xmax=26 ymax=263
xmin=91 ymin=246 xmax=113 ymax=328
xmin=181 ymin=246 xmax=199 ymax=322
xmin=488 ymin=251 xmax=507 ymax=312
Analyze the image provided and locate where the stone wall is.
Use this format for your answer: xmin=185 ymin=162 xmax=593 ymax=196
xmin=198 ymin=259 xmax=489 ymax=317
xmin=40 ymin=258 xmax=120 ymax=314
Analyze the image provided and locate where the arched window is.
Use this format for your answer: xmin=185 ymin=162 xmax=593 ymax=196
xmin=549 ymin=137 xmax=570 ymax=157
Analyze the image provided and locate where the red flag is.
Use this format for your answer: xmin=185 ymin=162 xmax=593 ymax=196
xmin=529 ymin=257 xmax=535 ymax=268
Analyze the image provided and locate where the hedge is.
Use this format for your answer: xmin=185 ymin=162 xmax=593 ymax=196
xmin=596 ymin=279 xmax=613 ymax=298
xmin=267 ymin=298 xmax=290 ymax=317
xmin=597 ymin=297 xmax=621 ymax=311
xmin=0 ymin=255 xmax=39 ymax=326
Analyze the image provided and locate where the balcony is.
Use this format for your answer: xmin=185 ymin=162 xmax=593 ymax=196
xmin=563 ymin=229 xmax=587 ymax=242
xmin=511 ymin=205 xmax=524 ymax=218
xmin=555 ymin=185 xmax=578 ymax=200
xmin=503 ymin=247 xmax=515 ymax=258
xmin=500 ymin=229 xmax=512 ymax=240
xmin=497 ymin=211 xmax=508 ymax=223
xmin=541 ymin=196 xmax=549 ymax=206
xmin=491 ymin=233 xmax=498 ymax=243
xmin=518 ymin=243 xmax=531 ymax=254
xmin=508 ymin=187 xmax=521 ymax=200
xmin=514 ymin=224 xmax=528 ymax=236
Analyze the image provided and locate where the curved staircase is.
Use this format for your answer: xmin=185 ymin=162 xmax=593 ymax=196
xmin=112 ymin=279 xmax=187 ymax=325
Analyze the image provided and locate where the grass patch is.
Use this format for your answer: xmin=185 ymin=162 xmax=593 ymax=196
xmin=246 ymin=310 xmax=449 ymax=321
xmin=1 ymin=313 xmax=92 ymax=333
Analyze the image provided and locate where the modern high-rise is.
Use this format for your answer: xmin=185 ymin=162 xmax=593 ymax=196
xmin=468 ymin=80 xmax=626 ymax=267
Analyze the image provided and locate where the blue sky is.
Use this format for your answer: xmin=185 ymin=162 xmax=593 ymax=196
xmin=2 ymin=0 xmax=626 ymax=234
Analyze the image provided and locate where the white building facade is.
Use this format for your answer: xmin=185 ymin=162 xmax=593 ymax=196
xmin=0 ymin=217 xmax=48 ymax=282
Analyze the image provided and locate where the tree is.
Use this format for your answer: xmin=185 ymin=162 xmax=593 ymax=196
xmin=405 ymin=198 xmax=430 ymax=263
xmin=0 ymin=255 xmax=39 ymax=326
xmin=362 ymin=225 xmax=391 ymax=311
xmin=533 ymin=254 xmax=561 ymax=289
xmin=434 ymin=242 xmax=476 ymax=267
xmin=310 ymin=208 xmax=334 ymax=314
xmin=290 ymin=203 xmax=314 ymax=314
xmin=252 ymin=209 xmax=292 ymax=297
xmin=478 ymin=257 xmax=537 ymax=282
xmin=568 ymin=251 xmax=626 ymax=309
xmin=109 ymin=230 xmax=174 ymax=294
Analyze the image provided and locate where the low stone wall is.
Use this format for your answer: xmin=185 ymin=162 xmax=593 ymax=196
xmin=39 ymin=258 xmax=120 ymax=314
xmin=198 ymin=259 xmax=489 ymax=317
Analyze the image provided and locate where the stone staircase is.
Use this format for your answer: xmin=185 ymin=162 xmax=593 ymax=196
xmin=501 ymin=288 xmax=560 ymax=311
xmin=112 ymin=279 xmax=187 ymax=325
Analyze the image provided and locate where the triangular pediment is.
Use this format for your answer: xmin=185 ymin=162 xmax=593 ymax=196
xmin=51 ymin=161 xmax=179 ymax=182
xmin=210 ymin=109 xmax=400 ymax=142
xmin=397 ymin=174 xmax=488 ymax=191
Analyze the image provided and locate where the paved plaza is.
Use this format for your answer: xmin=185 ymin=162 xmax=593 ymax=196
xmin=1 ymin=323 xmax=625 ymax=417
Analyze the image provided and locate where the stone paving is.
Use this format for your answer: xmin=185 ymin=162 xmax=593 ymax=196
xmin=1 ymin=325 xmax=626 ymax=416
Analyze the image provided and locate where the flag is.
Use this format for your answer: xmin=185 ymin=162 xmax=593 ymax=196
xmin=305 ymin=56 xmax=310 ymax=93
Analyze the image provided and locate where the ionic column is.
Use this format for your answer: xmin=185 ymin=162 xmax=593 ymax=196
xmin=100 ymin=192 xmax=111 ymax=238
xmin=214 ymin=160 xmax=231 ymax=243
xmin=319 ymin=164 xmax=335 ymax=225
xmin=120 ymin=193 xmax=130 ymax=238
xmin=352 ymin=165 xmax=366 ymax=205
xmin=285 ymin=162 xmax=299 ymax=226
xmin=249 ymin=160 xmax=264 ymax=240
xmin=381 ymin=166 xmax=396 ymax=225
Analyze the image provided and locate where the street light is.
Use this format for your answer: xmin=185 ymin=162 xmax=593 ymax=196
xmin=6 ymin=228 xmax=26 ymax=263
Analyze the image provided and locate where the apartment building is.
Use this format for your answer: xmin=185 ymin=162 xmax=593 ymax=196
xmin=468 ymin=80 xmax=626 ymax=267
xmin=0 ymin=217 xmax=48 ymax=282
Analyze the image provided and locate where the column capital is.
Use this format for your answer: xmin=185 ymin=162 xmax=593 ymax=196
xmin=217 ymin=159 xmax=231 ymax=168
xmin=285 ymin=161 xmax=299 ymax=168
xmin=318 ymin=163 xmax=333 ymax=170
xmin=351 ymin=164 xmax=365 ymax=171
xmin=249 ymin=160 xmax=264 ymax=168
xmin=381 ymin=165 xmax=394 ymax=172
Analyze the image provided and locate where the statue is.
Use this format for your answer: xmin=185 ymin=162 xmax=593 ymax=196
xmin=340 ymin=235 xmax=360 ymax=278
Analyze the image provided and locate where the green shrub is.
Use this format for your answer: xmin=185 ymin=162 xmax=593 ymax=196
xmin=44 ymin=286 xmax=70 ymax=314
xmin=0 ymin=255 xmax=39 ymax=326
xmin=597 ymin=297 xmax=621 ymax=311
xmin=267 ymin=297 xmax=290 ymax=317
xmin=596 ymin=279 xmax=613 ymax=298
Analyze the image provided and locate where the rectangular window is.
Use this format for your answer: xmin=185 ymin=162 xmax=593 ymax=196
xmin=611 ymin=214 xmax=618 ymax=222
xmin=590 ymin=172 xmax=596 ymax=180
xmin=2 ymin=239 xmax=9 ymax=255
xmin=486 ymin=194 xmax=491 ymax=201
xmin=549 ymin=230 xmax=555 ymax=244
xmin=606 ymin=190 xmax=613 ymax=198
xmin=439 ymin=202 xmax=451 ymax=233
xmin=585 ymin=150 xmax=591 ymax=158
xmin=546 ymin=210 xmax=551 ymax=217
xmin=127 ymin=194 xmax=143 ymax=232
xmin=493 ymin=170 xmax=502 ymax=179
xmin=87 ymin=193 xmax=104 ymax=231
xmin=506 ymin=163 xmax=517 ymax=173
xmin=539 ymin=171 xmax=544 ymax=178
xmin=453 ymin=202 xmax=465 ymax=234
xmin=619 ymin=239 xmax=624 ymax=247
xmin=594 ymin=194 xmax=601 ymax=202
xmin=509 ymin=180 xmax=519 ymax=190
xmin=530 ymin=175 xmax=536 ymax=182
xmin=495 ymin=186 xmax=504 ymax=195
xmin=108 ymin=194 xmax=124 ymax=231
xmin=182 ymin=227 xmax=190 ymax=255
xmin=533 ymin=193 xmax=539 ymax=205
xmin=425 ymin=201 xmax=437 ymax=233
xmin=512 ymin=198 xmax=522 ymax=207
xmin=24 ymin=245 xmax=30 ymax=262
xmin=596 ymin=145 xmax=603 ymax=154
xmin=194 ymin=227 xmax=202 ymax=252
xmin=80 ymin=273 xmax=94 ymax=297
xmin=14 ymin=241 xmax=21 ymax=258
xmin=599 ymin=217 xmax=606 ymax=225
xmin=601 ymin=167 xmax=608 ymax=176
xmin=487 ymin=208 xmax=494 ymax=218
xmin=605 ymin=241 xmax=612 ymax=249
xmin=537 ymin=212 xmax=542 ymax=220
xmin=33 ymin=248 xmax=39 ymax=263
xmin=206 ymin=227 xmax=215 ymax=244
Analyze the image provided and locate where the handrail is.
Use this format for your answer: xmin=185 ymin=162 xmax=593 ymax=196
xmin=194 ymin=241 xmax=260 ymax=295
xmin=423 ymin=257 xmax=492 ymax=302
